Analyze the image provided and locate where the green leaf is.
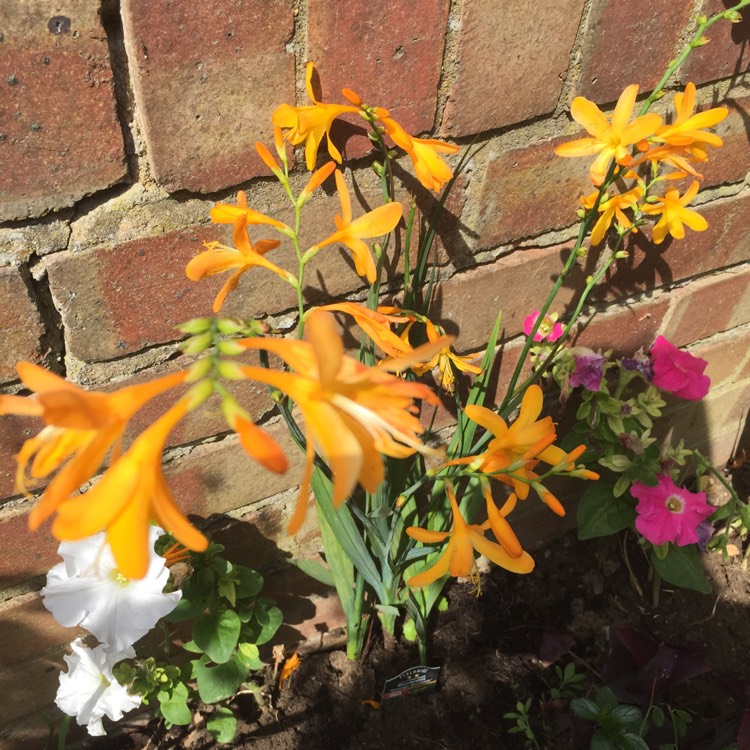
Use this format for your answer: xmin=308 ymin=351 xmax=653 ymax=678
xmin=649 ymin=545 xmax=711 ymax=593
xmin=195 ymin=655 xmax=247 ymax=703
xmin=237 ymin=642 xmax=263 ymax=671
xmin=577 ymin=482 xmax=635 ymax=539
xmin=206 ymin=707 xmax=238 ymax=743
xmin=235 ymin=566 xmax=264 ymax=599
xmin=180 ymin=639 xmax=203 ymax=654
xmin=570 ymin=697 xmax=600 ymax=721
xmin=288 ymin=557 xmax=335 ymax=588
xmin=243 ymin=602 xmax=283 ymax=645
xmin=157 ymin=682 xmax=192 ymax=726
xmin=194 ymin=610 xmax=241 ymax=664
xmin=650 ymin=705 xmax=665 ymax=727
xmin=402 ymin=618 xmax=418 ymax=642
xmin=620 ymin=733 xmax=650 ymax=750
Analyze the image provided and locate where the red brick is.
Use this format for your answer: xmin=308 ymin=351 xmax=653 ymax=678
xmin=665 ymin=379 xmax=750 ymax=466
xmin=0 ymin=266 xmax=45 ymax=383
xmin=0 ymin=509 xmax=60 ymax=589
xmin=0 ymin=413 xmax=36 ymax=499
xmin=0 ymin=2 xmax=125 ymax=221
xmin=308 ymin=0 xmax=449 ymax=161
xmin=576 ymin=0 xmax=693 ymax=105
xmin=442 ymin=0 xmax=585 ymax=136
xmin=573 ymin=297 xmax=670 ymax=354
xmin=683 ymin=0 xmax=750 ymax=85
xmin=700 ymin=94 xmax=750 ymax=187
xmin=0 ymin=651 xmax=65 ymax=728
xmin=476 ymin=136 xmax=588 ymax=248
xmin=0 ymin=594 xmax=82 ymax=669
xmin=434 ymin=243 xmax=587 ymax=352
xmin=688 ymin=326 xmax=750 ymax=389
xmin=662 ymin=264 xmax=750 ymax=346
xmin=45 ymin=225 xmax=221 ymax=362
xmin=597 ymin=193 xmax=750 ymax=300
xmin=121 ymin=0 xmax=295 ymax=193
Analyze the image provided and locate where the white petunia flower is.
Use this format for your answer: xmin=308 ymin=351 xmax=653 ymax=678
xmin=41 ymin=527 xmax=181 ymax=651
xmin=56 ymin=638 xmax=141 ymax=736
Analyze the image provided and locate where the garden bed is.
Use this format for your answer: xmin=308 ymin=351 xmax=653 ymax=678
xmin=79 ymin=456 xmax=750 ymax=749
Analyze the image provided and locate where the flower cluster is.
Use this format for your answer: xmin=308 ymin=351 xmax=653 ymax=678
xmin=43 ymin=529 xmax=181 ymax=735
xmin=557 ymin=82 xmax=726 ymax=246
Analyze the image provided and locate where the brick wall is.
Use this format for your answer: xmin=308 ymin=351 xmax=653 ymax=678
xmin=1 ymin=0 xmax=749 ymax=738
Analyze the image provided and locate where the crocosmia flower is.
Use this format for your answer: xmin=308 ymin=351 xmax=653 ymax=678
xmin=649 ymin=335 xmax=710 ymax=401
xmin=41 ymin=528 xmax=181 ymax=651
xmin=631 ymin=473 xmax=714 ymax=546
xmin=641 ymin=181 xmax=708 ymax=244
xmin=56 ymin=638 xmax=140 ymax=736
xmin=523 ymin=310 xmax=564 ymax=343
xmin=570 ymin=349 xmax=607 ymax=391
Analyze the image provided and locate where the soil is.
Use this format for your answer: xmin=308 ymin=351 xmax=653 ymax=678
xmin=77 ymin=461 xmax=750 ymax=750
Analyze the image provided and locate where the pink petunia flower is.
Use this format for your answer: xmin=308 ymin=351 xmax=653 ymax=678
xmin=523 ymin=310 xmax=564 ymax=343
xmin=631 ymin=474 xmax=714 ymax=547
xmin=649 ymin=336 xmax=710 ymax=401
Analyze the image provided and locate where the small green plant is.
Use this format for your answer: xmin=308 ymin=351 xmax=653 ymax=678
xmin=114 ymin=540 xmax=282 ymax=742
xmin=571 ymin=688 xmax=648 ymax=750
xmin=504 ymin=696 xmax=540 ymax=748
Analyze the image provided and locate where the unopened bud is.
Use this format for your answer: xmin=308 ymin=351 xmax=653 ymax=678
xmin=696 ymin=14 xmax=708 ymax=26
xmin=186 ymin=357 xmax=214 ymax=382
xmin=691 ymin=35 xmax=710 ymax=47
xmin=372 ymin=161 xmax=384 ymax=177
xmin=585 ymin=275 xmax=595 ymax=284
xmin=216 ymin=318 xmax=246 ymax=335
xmin=186 ymin=378 xmax=214 ymax=409
xmin=576 ymin=208 xmax=586 ymax=219
xmin=217 ymin=340 xmax=246 ymax=356
xmin=217 ymin=360 xmax=246 ymax=380
xmin=614 ymin=250 xmax=630 ymax=259
xmin=181 ymin=331 xmax=213 ymax=355
xmin=576 ymin=247 xmax=587 ymax=257
xmin=178 ymin=318 xmax=213 ymax=335
xmin=725 ymin=10 xmax=742 ymax=23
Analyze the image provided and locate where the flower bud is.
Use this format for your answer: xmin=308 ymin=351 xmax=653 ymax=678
xmin=217 ymin=340 xmax=246 ymax=356
xmin=186 ymin=356 xmax=214 ymax=382
xmin=217 ymin=360 xmax=246 ymax=380
xmin=696 ymin=14 xmax=708 ymax=25
xmin=576 ymin=247 xmax=587 ymax=257
xmin=216 ymin=318 xmax=246 ymax=335
xmin=341 ymin=87 xmax=363 ymax=107
xmin=178 ymin=318 xmax=213 ymax=335
xmin=691 ymin=35 xmax=710 ymax=47
xmin=186 ymin=378 xmax=214 ymax=409
xmin=725 ymin=10 xmax=742 ymax=23
xmin=614 ymin=250 xmax=630 ymax=259
xmin=181 ymin=331 xmax=214 ymax=355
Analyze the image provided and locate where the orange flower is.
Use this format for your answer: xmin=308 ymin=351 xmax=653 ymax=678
xmin=51 ymin=398 xmax=208 ymax=578
xmin=555 ymin=84 xmax=662 ymax=185
xmin=451 ymin=385 xmax=570 ymax=499
xmin=0 ymin=363 xmax=189 ymax=534
xmin=209 ymin=190 xmax=290 ymax=233
xmin=381 ymin=117 xmax=460 ymax=192
xmin=406 ymin=483 xmax=534 ymax=588
xmin=315 ymin=302 xmax=415 ymax=359
xmin=654 ymin=82 xmax=727 ymax=150
xmin=230 ymin=311 xmax=445 ymax=533
xmin=272 ymin=62 xmax=360 ymax=170
xmin=408 ymin=319 xmax=481 ymax=393
xmin=641 ymin=181 xmax=707 ymax=244
xmin=186 ymin=193 xmax=294 ymax=312
xmin=589 ymin=186 xmax=643 ymax=246
xmin=306 ymin=170 xmax=403 ymax=283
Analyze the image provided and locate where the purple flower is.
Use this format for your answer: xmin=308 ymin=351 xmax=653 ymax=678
xmin=622 ymin=352 xmax=653 ymax=381
xmin=570 ymin=351 xmax=607 ymax=391
xmin=649 ymin=336 xmax=710 ymax=401
xmin=631 ymin=474 xmax=714 ymax=547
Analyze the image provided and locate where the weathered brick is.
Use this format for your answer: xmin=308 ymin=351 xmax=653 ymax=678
xmin=576 ymin=0 xmax=693 ymax=104
xmin=687 ymin=325 xmax=750 ymax=389
xmin=596 ymin=193 xmax=750 ymax=300
xmin=475 ymin=135 xmax=586 ymax=248
xmin=700 ymin=94 xmax=750 ymax=187
xmin=573 ymin=296 xmax=670 ymax=354
xmin=0 ymin=593 xmax=81 ymax=669
xmin=121 ymin=0 xmax=295 ymax=193
xmin=0 ymin=266 xmax=45 ymax=383
xmin=45 ymin=225 xmax=220 ymax=362
xmin=0 ymin=1 xmax=125 ymax=221
xmin=662 ymin=264 xmax=750 ymax=346
xmin=0 ymin=412 xmax=36 ymax=499
xmin=308 ymin=0 xmax=449 ymax=149
xmin=0 ymin=650 xmax=65 ymax=728
xmin=665 ymin=379 xmax=750 ymax=466
xmin=0 ymin=215 xmax=71 ymax=266
xmin=683 ymin=0 xmax=750 ymax=85
xmin=435 ymin=243 xmax=587 ymax=352
xmin=0 ymin=509 xmax=59 ymax=590
xmin=441 ymin=0 xmax=585 ymax=136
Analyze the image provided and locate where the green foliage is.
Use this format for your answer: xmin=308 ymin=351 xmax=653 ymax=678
xmin=115 ymin=541 xmax=281 ymax=740
xmin=571 ymin=688 xmax=649 ymax=750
